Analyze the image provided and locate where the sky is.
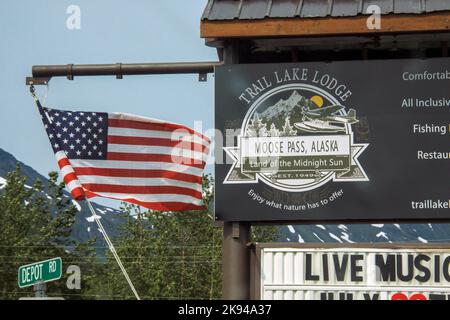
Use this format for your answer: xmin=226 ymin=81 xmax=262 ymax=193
xmin=0 ymin=1 xmax=216 ymax=206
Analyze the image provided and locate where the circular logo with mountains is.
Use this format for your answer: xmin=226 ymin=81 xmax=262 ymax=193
xmin=224 ymin=83 xmax=369 ymax=192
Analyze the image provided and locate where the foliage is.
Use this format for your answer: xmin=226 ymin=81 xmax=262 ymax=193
xmin=0 ymin=167 xmax=278 ymax=300
xmin=100 ymin=175 xmax=218 ymax=299
xmin=101 ymin=174 xmax=278 ymax=300
xmin=0 ymin=165 xmax=96 ymax=299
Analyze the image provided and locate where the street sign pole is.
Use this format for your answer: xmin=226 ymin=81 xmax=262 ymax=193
xmin=34 ymin=282 xmax=46 ymax=298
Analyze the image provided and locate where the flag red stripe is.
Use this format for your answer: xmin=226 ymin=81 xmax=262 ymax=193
xmin=73 ymin=167 xmax=202 ymax=184
xmin=58 ymin=157 xmax=71 ymax=169
xmin=108 ymin=118 xmax=211 ymax=143
xmin=70 ymin=187 xmax=85 ymax=200
xmin=118 ymin=198 xmax=206 ymax=212
xmin=86 ymin=190 xmax=205 ymax=211
xmin=108 ymin=135 xmax=209 ymax=154
xmin=82 ymin=183 xmax=202 ymax=199
xmin=85 ymin=190 xmax=97 ymax=198
xmin=107 ymin=152 xmax=206 ymax=169
xmin=63 ymin=172 xmax=78 ymax=185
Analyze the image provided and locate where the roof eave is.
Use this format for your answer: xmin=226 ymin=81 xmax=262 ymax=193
xmin=201 ymin=11 xmax=450 ymax=40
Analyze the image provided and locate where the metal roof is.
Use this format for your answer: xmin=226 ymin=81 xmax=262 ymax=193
xmin=202 ymin=0 xmax=450 ymax=20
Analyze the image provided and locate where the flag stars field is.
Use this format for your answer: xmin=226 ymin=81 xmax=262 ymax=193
xmin=43 ymin=108 xmax=109 ymax=160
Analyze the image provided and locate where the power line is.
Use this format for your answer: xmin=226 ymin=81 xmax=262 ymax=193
xmin=0 ymin=245 xmax=221 ymax=248
xmin=0 ymin=260 xmax=222 ymax=264
xmin=1 ymin=291 xmax=220 ymax=300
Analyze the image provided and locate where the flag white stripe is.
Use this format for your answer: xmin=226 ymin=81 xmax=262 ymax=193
xmin=109 ymin=112 xmax=168 ymax=124
xmin=69 ymin=159 xmax=204 ymax=176
xmin=107 ymin=144 xmax=207 ymax=162
xmin=55 ymin=152 xmax=82 ymax=192
xmin=55 ymin=150 xmax=67 ymax=161
xmin=66 ymin=179 xmax=83 ymax=191
xmin=108 ymin=127 xmax=209 ymax=147
xmin=77 ymin=176 xmax=202 ymax=192
xmin=90 ymin=191 xmax=203 ymax=205
xmin=60 ymin=165 xmax=75 ymax=177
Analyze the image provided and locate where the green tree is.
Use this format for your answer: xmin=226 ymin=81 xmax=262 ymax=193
xmin=0 ymin=165 xmax=96 ymax=299
xmin=102 ymin=174 xmax=277 ymax=300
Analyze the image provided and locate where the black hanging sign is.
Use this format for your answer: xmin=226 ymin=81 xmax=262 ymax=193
xmin=215 ymin=58 xmax=450 ymax=222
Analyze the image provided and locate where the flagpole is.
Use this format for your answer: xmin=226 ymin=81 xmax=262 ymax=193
xmin=85 ymin=199 xmax=141 ymax=300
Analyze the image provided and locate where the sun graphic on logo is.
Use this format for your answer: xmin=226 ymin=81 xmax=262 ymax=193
xmin=310 ymin=95 xmax=324 ymax=108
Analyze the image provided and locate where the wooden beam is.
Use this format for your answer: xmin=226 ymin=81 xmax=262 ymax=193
xmin=201 ymin=12 xmax=450 ymax=39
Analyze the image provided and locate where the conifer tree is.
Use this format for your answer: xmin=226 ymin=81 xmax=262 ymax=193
xmin=246 ymin=113 xmax=269 ymax=137
xmin=281 ymin=117 xmax=297 ymax=136
xmin=102 ymin=174 xmax=278 ymax=300
xmin=0 ymin=165 xmax=96 ymax=299
xmin=269 ymin=123 xmax=280 ymax=137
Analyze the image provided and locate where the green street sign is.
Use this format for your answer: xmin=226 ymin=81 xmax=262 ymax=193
xmin=18 ymin=257 xmax=62 ymax=288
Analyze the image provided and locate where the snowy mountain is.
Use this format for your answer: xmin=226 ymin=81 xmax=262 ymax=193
xmin=0 ymin=148 xmax=125 ymax=255
xmin=1 ymin=148 xmax=448 ymax=247
xmin=281 ymin=222 xmax=450 ymax=244
xmin=260 ymin=91 xmax=303 ymax=119
xmin=259 ymin=90 xmax=314 ymax=126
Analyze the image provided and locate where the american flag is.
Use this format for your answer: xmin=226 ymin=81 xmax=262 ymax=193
xmin=37 ymin=104 xmax=210 ymax=212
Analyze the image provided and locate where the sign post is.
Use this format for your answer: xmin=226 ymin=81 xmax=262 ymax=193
xmin=220 ymin=41 xmax=252 ymax=300
xmin=34 ymin=282 xmax=46 ymax=297
xmin=18 ymin=257 xmax=62 ymax=289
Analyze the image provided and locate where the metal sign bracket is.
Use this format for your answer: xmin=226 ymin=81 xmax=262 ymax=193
xmin=26 ymin=77 xmax=50 ymax=86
